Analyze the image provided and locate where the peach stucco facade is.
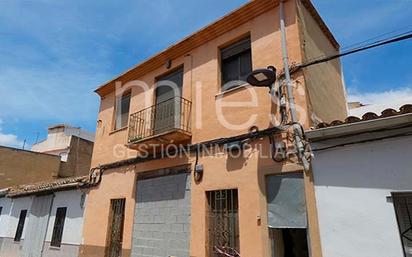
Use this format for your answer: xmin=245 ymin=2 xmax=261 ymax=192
xmin=80 ymin=1 xmax=346 ymax=257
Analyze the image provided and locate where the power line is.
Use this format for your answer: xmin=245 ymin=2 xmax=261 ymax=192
xmin=301 ymin=28 xmax=412 ymax=65
xmin=340 ymin=26 xmax=412 ymax=51
xmin=288 ymin=31 xmax=412 ymax=75
xmin=305 ymin=26 xmax=412 ymax=63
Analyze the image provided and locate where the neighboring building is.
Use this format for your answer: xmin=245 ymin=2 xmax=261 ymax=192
xmin=347 ymin=101 xmax=365 ymax=110
xmin=0 ymin=124 xmax=96 ymax=257
xmin=307 ymin=104 xmax=412 ymax=257
xmin=32 ymin=124 xmax=95 ymax=162
xmin=0 ymin=147 xmax=61 ymax=188
xmin=0 ymin=125 xmax=94 ymax=188
xmin=81 ymin=1 xmax=347 ymax=257
xmin=348 ymin=98 xmax=412 ymax=118
xmin=0 ymin=177 xmax=93 ymax=257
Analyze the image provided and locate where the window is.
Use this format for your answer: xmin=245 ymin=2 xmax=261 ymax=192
xmin=0 ymin=206 xmax=2 ymax=216
xmin=207 ymin=189 xmax=239 ymax=257
xmin=105 ymin=199 xmax=126 ymax=257
xmin=115 ymin=91 xmax=131 ymax=130
xmin=221 ymin=36 xmax=252 ymax=90
xmin=393 ymin=193 xmax=412 ymax=257
xmin=14 ymin=209 xmax=27 ymax=242
xmin=51 ymin=207 xmax=67 ymax=247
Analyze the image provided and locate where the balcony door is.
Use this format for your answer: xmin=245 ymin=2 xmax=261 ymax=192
xmin=155 ymin=67 xmax=183 ymax=135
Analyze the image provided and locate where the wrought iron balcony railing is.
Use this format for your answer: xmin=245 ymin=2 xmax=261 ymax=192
xmin=128 ymin=96 xmax=192 ymax=144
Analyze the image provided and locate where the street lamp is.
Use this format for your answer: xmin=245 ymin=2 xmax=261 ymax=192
xmin=246 ymin=66 xmax=277 ymax=88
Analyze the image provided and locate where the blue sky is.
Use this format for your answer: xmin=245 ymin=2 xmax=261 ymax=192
xmin=0 ymin=0 xmax=411 ymax=148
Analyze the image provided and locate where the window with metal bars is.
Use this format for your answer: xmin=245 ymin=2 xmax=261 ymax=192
xmin=221 ymin=36 xmax=252 ymax=90
xmin=393 ymin=193 xmax=412 ymax=257
xmin=207 ymin=189 xmax=239 ymax=257
xmin=14 ymin=209 xmax=27 ymax=242
xmin=51 ymin=207 xmax=67 ymax=247
xmin=105 ymin=198 xmax=126 ymax=257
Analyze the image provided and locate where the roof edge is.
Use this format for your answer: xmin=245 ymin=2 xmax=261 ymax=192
xmin=306 ymin=113 xmax=412 ymax=142
xmin=299 ymin=0 xmax=340 ymax=49
xmin=94 ymin=0 xmax=341 ymax=97
xmin=95 ymin=0 xmax=278 ymax=96
xmin=6 ymin=176 xmax=92 ymax=198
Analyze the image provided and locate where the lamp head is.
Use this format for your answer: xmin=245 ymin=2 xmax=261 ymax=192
xmin=247 ymin=66 xmax=277 ymax=87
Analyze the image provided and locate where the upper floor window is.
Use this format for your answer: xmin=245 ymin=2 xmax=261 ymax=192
xmin=221 ymin=36 xmax=252 ymax=90
xmin=51 ymin=207 xmax=67 ymax=247
xmin=115 ymin=91 xmax=131 ymax=130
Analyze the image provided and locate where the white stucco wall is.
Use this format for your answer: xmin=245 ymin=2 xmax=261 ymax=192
xmin=31 ymin=131 xmax=71 ymax=154
xmin=45 ymin=190 xmax=87 ymax=245
xmin=31 ymin=125 xmax=94 ymax=161
xmin=0 ymin=190 xmax=86 ymax=245
xmin=0 ymin=197 xmax=13 ymax=238
xmin=312 ymin=136 xmax=412 ymax=257
xmin=2 ymin=196 xmax=33 ymax=240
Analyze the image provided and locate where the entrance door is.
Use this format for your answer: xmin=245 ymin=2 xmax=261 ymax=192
xmin=106 ymin=199 xmax=126 ymax=257
xmin=266 ymin=173 xmax=309 ymax=257
xmin=22 ymin=195 xmax=53 ymax=257
xmin=154 ymin=68 xmax=183 ymax=135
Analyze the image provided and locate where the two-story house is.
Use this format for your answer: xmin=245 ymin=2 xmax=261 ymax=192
xmin=80 ymin=1 xmax=347 ymax=257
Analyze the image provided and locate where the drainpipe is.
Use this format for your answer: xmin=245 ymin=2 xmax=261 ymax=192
xmin=279 ymin=0 xmax=310 ymax=171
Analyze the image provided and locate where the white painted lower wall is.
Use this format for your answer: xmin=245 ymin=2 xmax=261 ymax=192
xmin=45 ymin=190 xmax=86 ymax=245
xmin=0 ymin=190 xmax=87 ymax=257
xmin=3 ymin=196 xmax=32 ymax=240
xmin=312 ymin=136 xmax=412 ymax=257
xmin=0 ymin=197 xmax=13 ymax=238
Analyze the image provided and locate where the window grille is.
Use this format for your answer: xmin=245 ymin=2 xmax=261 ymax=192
xmin=105 ymin=199 xmax=126 ymax=257
xmin=393 ymin=193 xmax=412 ymax=257
xmin=207 ymin=189 xmax=239 ymax=257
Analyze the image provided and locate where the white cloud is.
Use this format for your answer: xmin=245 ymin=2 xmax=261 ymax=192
xmin=348 ymin=88 xmax=412 ymax=117
xmin=0 ymin=119 xmax=24 ymax=148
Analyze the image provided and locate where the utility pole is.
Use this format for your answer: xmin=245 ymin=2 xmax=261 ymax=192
xmin=279 ymin=0 xmax=310 ymax=171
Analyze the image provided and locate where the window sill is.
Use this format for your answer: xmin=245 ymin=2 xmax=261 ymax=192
xmin=109 ymin=126 xmax=128 ymax=135
xmin=49 ymin=246 xmax=61 ymax=250
xmin=215 ymin=83 xmax=249 ymax=98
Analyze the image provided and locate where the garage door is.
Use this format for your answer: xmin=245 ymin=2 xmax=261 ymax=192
xmin=131 ymin=173 xmax=191 ymax=257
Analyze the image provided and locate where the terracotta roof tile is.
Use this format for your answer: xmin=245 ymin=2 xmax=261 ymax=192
xmin=400 ymin=104 xmax=412 ymax=114
xmin=315 ymin=104 xmax=412 ymax=129
xmin=7 ymin=176 xmax=91 ymax=198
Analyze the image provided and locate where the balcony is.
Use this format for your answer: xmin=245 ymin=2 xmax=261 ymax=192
xmin=127 ymin=97 xmax=192 ymax=151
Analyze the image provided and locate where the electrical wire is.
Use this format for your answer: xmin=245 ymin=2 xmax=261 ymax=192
xmin=284 ymin=30 xmax=412 ymax=76
xmin=296 ymin=28 xmax=412 ymax=69
xmin=340 ymin=26 xmax=412 ymax=51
